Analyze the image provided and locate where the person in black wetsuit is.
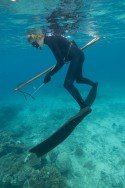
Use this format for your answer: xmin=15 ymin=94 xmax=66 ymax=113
xmin=27 ymin=33 xmax=97 ymax=109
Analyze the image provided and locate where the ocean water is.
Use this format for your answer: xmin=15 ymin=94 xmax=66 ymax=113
xmin=0 ymin=0 xmax=125 ymax=187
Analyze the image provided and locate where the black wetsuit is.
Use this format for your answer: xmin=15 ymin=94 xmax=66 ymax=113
xmin=44 ymin=35 xmax=95 ymax=109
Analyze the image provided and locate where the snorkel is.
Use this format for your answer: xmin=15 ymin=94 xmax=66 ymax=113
xmin=27 ymin=33 xmax=45 ymax=50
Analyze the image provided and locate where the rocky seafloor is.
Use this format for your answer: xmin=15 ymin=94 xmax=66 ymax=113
xmin=0 ymin=130 xmax=70 ymax=188
xmin=0 ymin=87 xmax=125 ymax=188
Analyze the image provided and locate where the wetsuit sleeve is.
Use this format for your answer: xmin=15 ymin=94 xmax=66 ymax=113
xmin=48 ymin=62 xmax=64 ymax=76
xmin=48 ymin=38 xmax=64 ymax=76
xmin=54 ymin=43 xmax=64 ymax=63
xmin=44 ymin=36 xmax=66 ymax=76
xmin=46 ymin=36 xmax=64 ymax=62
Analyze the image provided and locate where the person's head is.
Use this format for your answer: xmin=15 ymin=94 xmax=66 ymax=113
xmin=27 ymin=33 xmax=45 ymax=49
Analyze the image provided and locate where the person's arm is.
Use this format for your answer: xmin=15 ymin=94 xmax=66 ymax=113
xmin=48 ymin=61 xmax=63 ymax=76
xmin=48 ymin=37 xmax=64 ymax=76
xmin=43 ymin=36 xmax=64 ymax=84
xmin=44 ymin=62 xmax=63 ymax=84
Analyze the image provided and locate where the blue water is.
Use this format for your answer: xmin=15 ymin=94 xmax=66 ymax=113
xmin=0 ymin=1 xmax=125 ymax=187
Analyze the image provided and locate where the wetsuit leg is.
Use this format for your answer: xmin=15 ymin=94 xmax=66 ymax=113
xmin=76 ymin=62 xmax=96 ymax=86
xmin=77 ymin=77 xmax=96 ymax=86
xmin=64 ymin=55 xmax=86 ymax=109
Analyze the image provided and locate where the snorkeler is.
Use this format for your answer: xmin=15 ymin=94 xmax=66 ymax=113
xmin=27 ymin=33 xmax=98 ymax=109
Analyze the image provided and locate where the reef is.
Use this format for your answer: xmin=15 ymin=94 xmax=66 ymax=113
xmin=0 ymin=130 xmax=69 ymax=188
xmin=0 ymin=104 xmax=23 ymax=129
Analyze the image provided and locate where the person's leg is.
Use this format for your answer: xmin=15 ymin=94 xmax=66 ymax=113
xmin=76 ymin=62 xmax=97 ymax=87
xmin=64 ymin=57 xmax=87 ymax=109
xmin=75 ymin=62 xmax=98 ymax=107
xmin=77 ymin=77 xmax=98 ymax=87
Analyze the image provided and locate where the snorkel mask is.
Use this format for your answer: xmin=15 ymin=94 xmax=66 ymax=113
xmin=27 ymin=34 xmax=44 ymax=49
xmin=31 ymin=41 xmax=41 ymax=49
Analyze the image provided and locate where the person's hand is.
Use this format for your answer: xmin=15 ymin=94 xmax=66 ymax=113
xmin=44 ymin=74 xmax=51 ymax=84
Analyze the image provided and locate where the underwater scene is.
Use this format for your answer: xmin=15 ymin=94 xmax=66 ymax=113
xmin=0 ymin=0 xmax=125 ymax=187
